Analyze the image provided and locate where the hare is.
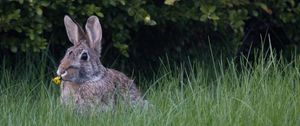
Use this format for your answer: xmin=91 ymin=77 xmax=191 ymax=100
xmin=56 ymin=15 xmax=144 ymax=112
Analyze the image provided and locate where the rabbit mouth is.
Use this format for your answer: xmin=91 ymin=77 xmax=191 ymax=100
xmin=61 ymin=71 xmax=68 ymax=78
xmin=56 ymin=69 xmax=68 ymax=77
xmin=59 ymin=71 xmax=74 ymax=82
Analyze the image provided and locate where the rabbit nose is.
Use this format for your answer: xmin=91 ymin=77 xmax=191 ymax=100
xmin=56 ymin=69 xmax=61 ymax=75
xmin=57 ymin=68 xmax=66 ymax=76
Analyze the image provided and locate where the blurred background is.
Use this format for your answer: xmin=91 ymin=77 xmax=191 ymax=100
xmin=0 ymin=0 xmax=300 ymax=73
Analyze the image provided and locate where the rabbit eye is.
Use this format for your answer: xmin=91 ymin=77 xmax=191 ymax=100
xmin=68 ymin=51 xmax=73 ymax=55
xmin=81 ymin=52 xmax=88 ymax=61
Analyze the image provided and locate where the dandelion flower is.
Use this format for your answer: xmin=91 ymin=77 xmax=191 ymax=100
xmin=52 ymin=76 xmax=61 ymax=85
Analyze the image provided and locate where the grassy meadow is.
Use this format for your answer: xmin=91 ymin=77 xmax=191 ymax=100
xmin=1 ymin=51 xmax=300 ymax=126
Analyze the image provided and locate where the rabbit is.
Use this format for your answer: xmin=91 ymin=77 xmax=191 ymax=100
xmin=56 ymin=15 xmax=145 ymax=112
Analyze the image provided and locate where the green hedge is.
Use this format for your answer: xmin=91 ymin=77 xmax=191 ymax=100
xmin=0 ymin=0 xmax=299 ymax=56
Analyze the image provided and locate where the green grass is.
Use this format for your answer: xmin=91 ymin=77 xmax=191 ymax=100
xmin=1 ymin=53 xmax=300 ymax=126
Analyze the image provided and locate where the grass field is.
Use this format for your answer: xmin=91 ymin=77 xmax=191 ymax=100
xmin=0 ymin=52 xmax=300 ymax=126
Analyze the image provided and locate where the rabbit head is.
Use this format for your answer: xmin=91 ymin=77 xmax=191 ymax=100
xmin=57 ymin=15 xmax=106 ymax=83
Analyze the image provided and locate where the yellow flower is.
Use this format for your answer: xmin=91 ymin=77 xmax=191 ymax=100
xmin=144 ymin=15 xmax=151 ymax=23
xmin=52 ymin=76 xmax=61 ymax=85
xmin=164 ymin=0 xmax=176 ymax=6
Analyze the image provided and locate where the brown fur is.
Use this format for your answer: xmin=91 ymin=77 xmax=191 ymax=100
xmin=60 ymin=68 xmax=143 ymax=110
xmin=57 ymin=15 xmax=145 ymax=112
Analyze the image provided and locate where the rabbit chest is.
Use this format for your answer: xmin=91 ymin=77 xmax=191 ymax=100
xmin=60 ymin=81 xmax=80 ymax=105
xmin=60 ymin=80 xmax=116 ymax=108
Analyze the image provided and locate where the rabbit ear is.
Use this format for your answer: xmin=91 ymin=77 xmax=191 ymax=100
xmin=64 ymin=15 xmax=85 ymax=45
xmin=85 ymin=16 xmax=102 ymax=55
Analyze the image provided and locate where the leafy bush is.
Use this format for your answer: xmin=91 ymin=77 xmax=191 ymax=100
xmin=0 ymin=0 xmax=151 ymax=54
xmin=0 ymin=0 xmax=299 ymax=57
